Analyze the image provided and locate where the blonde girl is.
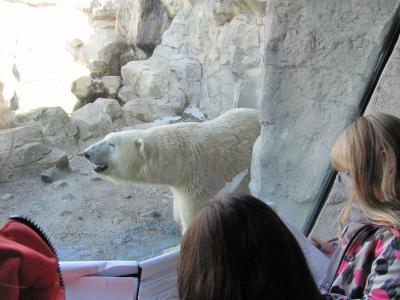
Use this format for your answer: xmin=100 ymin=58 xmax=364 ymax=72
xmin=320 ymin=113 xmax=400 ymax=299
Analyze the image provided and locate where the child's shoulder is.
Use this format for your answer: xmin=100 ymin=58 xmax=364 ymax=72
xmin=374 ymin=226 xmax=400 ymax=239
xmin=376 ymin=226 xmax=400 ymax=244
xmin=370 ymin=226 xmax=400 ymax=255
xmin=340 ymin=222 xmax=399 ymax=250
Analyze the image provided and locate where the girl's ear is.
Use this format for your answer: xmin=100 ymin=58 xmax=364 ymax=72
xmin=134 ymin=138 xmax=145 ymax=155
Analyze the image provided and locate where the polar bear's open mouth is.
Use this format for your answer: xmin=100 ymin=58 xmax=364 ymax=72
xmin=93 ymin=164 xmax=108 ymax=173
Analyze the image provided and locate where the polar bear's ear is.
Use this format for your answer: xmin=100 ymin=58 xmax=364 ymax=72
xmin=134 ymin=138 xmax=145 ymax=155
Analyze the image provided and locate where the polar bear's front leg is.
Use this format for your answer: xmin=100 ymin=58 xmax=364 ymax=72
xmin=171 ymin=190 xmax=182 ymax=225
xmin=170 ymin=189 xmax=191 ymax=233
xmin=170 ymin=186 xmax=210 ymax=234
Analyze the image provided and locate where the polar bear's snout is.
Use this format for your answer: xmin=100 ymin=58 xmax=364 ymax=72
xmin=83 ymin=150 xmax=91 ymax=160
xmin=83 ymin=146 xmax=95 ymax=161
xmin=83 ymin=141 xmax=113 ymax=173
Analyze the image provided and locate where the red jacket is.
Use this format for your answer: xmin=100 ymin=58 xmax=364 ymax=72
xmin=0 ymin=216 xmax=66 ymax=300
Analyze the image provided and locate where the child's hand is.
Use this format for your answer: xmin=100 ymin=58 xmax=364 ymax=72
xmin=309 ymin=236 xmax=337 ymax=256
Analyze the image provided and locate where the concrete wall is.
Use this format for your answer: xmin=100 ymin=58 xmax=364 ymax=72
xmin=312 ymin=22 xmax=400 ymax=238
xmin=251 ymin=0 xmax=400 ymax=228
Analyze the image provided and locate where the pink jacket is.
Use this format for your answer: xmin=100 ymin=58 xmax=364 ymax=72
xmin=321 ymin=224 xmax=400 ymax=300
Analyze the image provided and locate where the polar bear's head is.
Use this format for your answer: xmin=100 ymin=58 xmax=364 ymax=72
xmin=83 ymin=131 xmax=146 ymax=183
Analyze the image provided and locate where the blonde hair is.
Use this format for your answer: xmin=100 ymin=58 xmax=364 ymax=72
xmin=331 ymin=113 xmax=400 ymax=231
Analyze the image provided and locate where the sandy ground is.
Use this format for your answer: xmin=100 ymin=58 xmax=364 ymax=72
xmin=0 ymin=154 xmax=181 ymax=261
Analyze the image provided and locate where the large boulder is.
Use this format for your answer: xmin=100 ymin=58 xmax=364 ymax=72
xmin=119 ymin=49 xmax=201 ymax=118
xmin=71 ymin=75 xmax=123 ymax=108
xmin=94 ymin=98 xmax=124 ymax=122
xmin=91 ymin=40 xmax=148 ymax=76
xmin=0 ymin=125 xmax=42 ymax=151
xmin=0 ymin=125 xmax=69 ymax=179
xmin=15 ymin=106 xmax=78 ymax=149
xmin=71 ymin=98 xmax=123 ymax=140
xmin=71 ymin=76 xmax=105 ymax=107
xmin=11 ymin=142 xmax=50 ymax=168
xmin=71 ymin=108 xmax=112 ymax=141
xmin=122 ymin=99 xmax=154 ymax=125
xmin=102 ymin=76 xmax=122 ymax=99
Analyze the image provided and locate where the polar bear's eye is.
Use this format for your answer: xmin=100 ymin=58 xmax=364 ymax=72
xmin=109 ymin=143 xmax=116 ymax=148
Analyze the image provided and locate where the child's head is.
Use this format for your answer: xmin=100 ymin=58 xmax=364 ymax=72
xmin=177 ymin=194 xmax=322 ymax=300
xmin=331 ymin=113 xmax=400 ymax=227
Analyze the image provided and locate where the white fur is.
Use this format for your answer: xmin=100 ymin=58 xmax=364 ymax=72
xmin=84 ymin=108 xmax=260 ymax=232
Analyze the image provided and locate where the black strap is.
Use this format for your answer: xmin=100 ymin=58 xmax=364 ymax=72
xmin=118 ymin=265 xmax=142 ymax=300
xmin=135 ymin=266 xmax=142 ymax=300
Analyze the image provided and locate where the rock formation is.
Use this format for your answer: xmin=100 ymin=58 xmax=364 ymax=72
xmin=119 ymin=0 xmax=266 ymax=119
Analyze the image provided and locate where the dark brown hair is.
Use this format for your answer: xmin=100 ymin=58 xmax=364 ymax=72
xmin=178 ymin=194 xmax=322 ymax=300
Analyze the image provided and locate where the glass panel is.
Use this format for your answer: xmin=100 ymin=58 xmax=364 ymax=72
xmin=1 ymin=0 xmax=396 ymax=262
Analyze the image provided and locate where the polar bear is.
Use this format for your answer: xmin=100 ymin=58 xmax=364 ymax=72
xmin=83 ymin=108 xmax=260 ymax=232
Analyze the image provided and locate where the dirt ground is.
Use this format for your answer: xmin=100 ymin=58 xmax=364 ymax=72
xmin=0 ymin=154 xmax=181 ymax=261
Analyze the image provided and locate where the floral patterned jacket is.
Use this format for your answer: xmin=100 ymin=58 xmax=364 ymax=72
xmin=321 ymin=223 xmax=400 ymax=300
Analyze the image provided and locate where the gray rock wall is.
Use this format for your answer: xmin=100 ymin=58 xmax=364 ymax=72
xmin=120 ymin=0 xmax=266 ymax=119
xmin=251 ymin=0 xmax=400 ymax=228
xmin=312 ymin=16 xmax=400 ymax=238
xmin=365 ymin=38 xmax=400 ymax=116
xmin=165 ymin=0 xmax=266 ymax=118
